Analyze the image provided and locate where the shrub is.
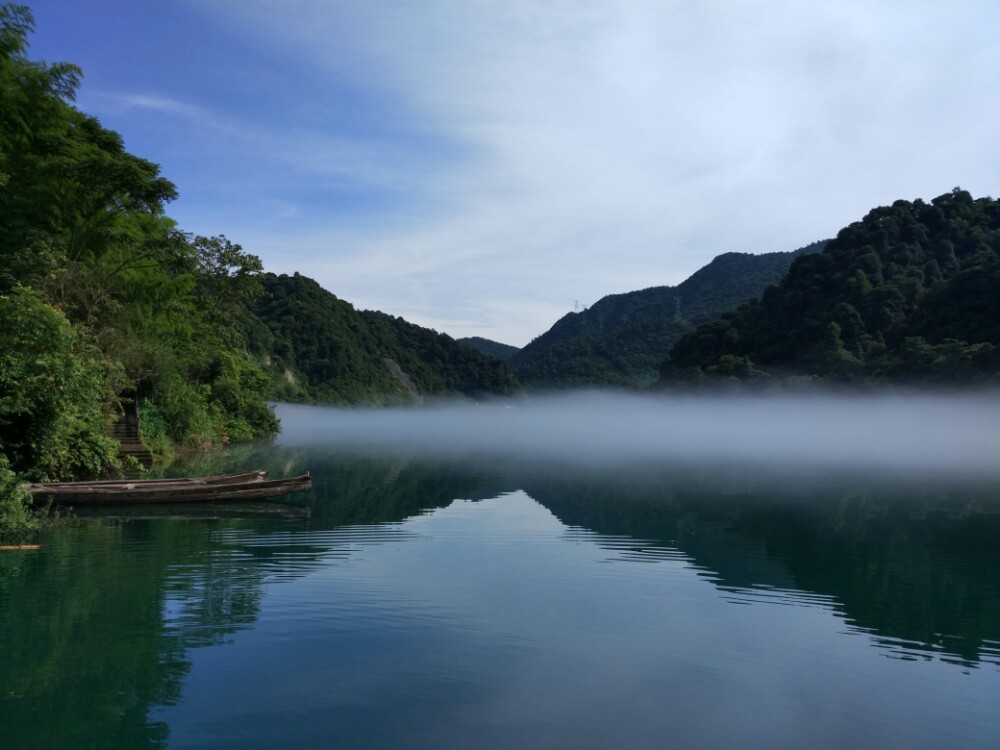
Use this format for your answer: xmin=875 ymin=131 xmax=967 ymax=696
xmin=0 ymin=287 xmax=122 ymax=480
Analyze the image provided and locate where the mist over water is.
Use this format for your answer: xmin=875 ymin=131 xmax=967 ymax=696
xmin=274 ymin=391 xmax=1000 ymax=480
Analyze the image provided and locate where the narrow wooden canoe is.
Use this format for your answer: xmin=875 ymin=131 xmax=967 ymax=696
xmin=30 ymin=470 xmax=268 ymax=489
xmin=25 ymin=471 xmax=312 ymax=505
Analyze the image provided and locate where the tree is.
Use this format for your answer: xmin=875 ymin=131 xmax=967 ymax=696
xmin=0 ymin=287 xmax=123 ymax=480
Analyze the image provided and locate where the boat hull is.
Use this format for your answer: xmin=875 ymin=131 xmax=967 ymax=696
xmin=26 ymin=471 xmax=312 ymax=505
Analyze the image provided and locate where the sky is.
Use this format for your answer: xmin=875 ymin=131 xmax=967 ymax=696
xmin=23 ymin=0 xmax=1000 ymax=347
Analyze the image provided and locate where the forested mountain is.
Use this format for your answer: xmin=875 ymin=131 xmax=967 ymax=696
xmin=244 ymin=273 xmax=520 ymax=404
xmin=511 ymin=242 xmax=826 ymax=388
xmin=457 ymin=337 xmax=520 ymax=362
xmin=659 ymin=189 xmax=1000 ymax=386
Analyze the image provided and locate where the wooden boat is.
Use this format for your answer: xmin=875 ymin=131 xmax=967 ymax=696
xmin=30 ymin=470 xmax=268 ymax=489
xmin=25 ymin=470 xmax=312 ymax=505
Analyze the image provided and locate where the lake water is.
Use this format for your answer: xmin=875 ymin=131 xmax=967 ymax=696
xmin=2 ymin=399 xmax=999 ymax=749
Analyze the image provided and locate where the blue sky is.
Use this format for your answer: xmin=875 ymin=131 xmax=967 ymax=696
xmin=24 ymin=0 xmax=1000 ymax=346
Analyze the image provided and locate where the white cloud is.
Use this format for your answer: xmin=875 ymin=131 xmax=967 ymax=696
xmin=189 ymin=0 xmax=999 ymax=345
xmin=98 ymin=92 xmax=211 ymax=119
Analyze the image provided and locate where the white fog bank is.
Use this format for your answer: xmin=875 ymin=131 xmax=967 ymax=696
xmin=274 ymin=392 xmax=1000 ymax=480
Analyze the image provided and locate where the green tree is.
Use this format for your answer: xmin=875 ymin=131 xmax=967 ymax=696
xmin=0 ymin=287 xmax=123 ymax=480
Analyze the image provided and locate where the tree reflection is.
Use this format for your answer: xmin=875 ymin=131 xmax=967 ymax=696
xmin=1 ymin=518 xmax=301 ymax=748
xmin=0 ymin=451 xmax=515 ymax=748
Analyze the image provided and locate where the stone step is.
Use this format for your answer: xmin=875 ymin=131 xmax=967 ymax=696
xmin=118 ymin=443 xmax=154 ymax=468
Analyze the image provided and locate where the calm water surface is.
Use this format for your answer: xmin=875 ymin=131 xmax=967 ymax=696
xmin=2 ymin=404 xmax=999 ymax=749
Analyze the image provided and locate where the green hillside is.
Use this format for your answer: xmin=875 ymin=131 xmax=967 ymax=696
xmin=511 ymin=242 xmax=826 ymax=388
xmin=244 ymin=273 xmax=520 ymax=404
xmin=660 ymin=189 xmax=1000 ymax=386
xmin=457 ymin=337 xmax=520 ymax=362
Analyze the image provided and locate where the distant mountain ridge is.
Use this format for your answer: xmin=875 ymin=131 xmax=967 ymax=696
xmin=510 ymin=241 xmax=827 ymax=388
xmin=659 ymin=189 xmax=1000 ymax=385
xmin=458 ymin=336 xmax=520 ymax=362
xmin=242 ymin=273 xmax=519 ymax=404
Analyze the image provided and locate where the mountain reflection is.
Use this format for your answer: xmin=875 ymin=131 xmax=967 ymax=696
xmin=238 ymin=444 xmax=1000 ymax=668
xmin=3 ymin=447 xmax=998 ymax=748
xmin=516 ymin=465 xmax=1000 ymax=669
xmin=288 ymin=446 xmax=1000 ymax=669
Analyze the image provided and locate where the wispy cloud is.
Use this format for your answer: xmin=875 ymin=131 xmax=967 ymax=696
xmin=176 ymin=1 xmax=1000 ymax=344
xmin=100 ymin=92 xmax=211 ymax=119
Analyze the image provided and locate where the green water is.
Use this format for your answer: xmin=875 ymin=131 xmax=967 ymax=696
xmin=2 ymin=412 xmax=999 ymax=748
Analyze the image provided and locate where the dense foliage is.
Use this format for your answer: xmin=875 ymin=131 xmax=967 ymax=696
xmin=245 ymin=273 xmax=520 ymax=404
xmin=457 ymin=336 xmax=520 ymax=362
xmin=0 ymin=287 xmax=123 ymax=480
xmin=511 ymin=242 xmax=825 ymax=389
xmin=660 ymin=190 xmax=1000 ymax=386
xmin=0 ymin=5 xmax=276 ymax=533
